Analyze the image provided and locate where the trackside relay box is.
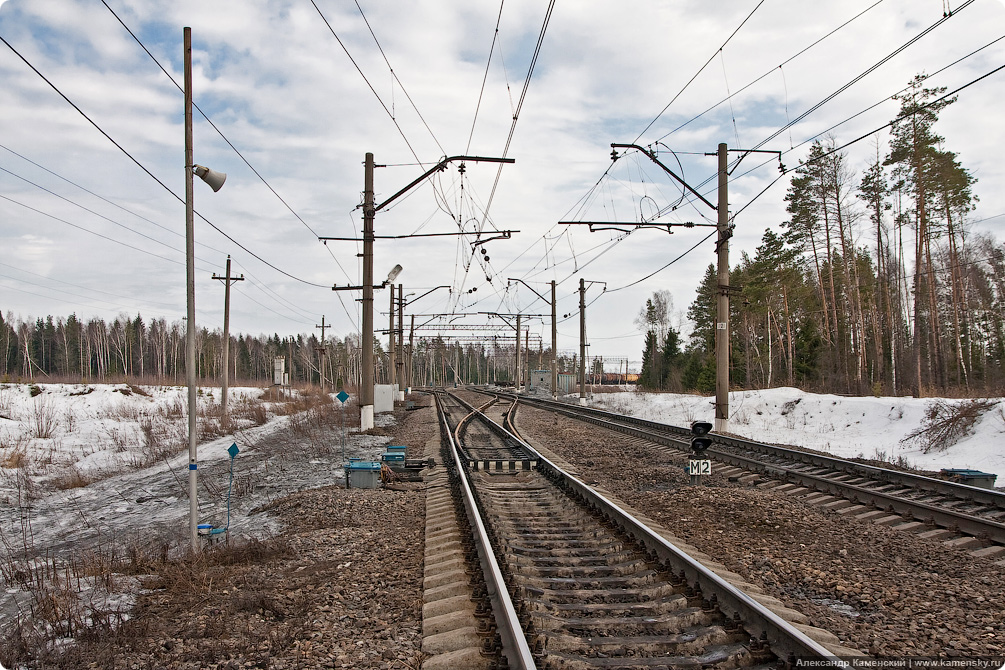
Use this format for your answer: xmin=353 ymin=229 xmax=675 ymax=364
xmin=344 ymin=460 xmax=381 ymax=489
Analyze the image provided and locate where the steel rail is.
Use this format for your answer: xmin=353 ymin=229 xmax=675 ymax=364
xmin=434 ymin=392 xmax=538 ymax=669
xmin=448 ymin=390 xmax=844 ymax=665
xmin=502 ymin=392 xmax=1005 ymax=544
xmin=515 ymin=393 xmax=1005 ymax=509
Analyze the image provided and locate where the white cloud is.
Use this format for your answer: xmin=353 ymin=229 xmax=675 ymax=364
xmin=0 ymin=1 xmax=1003 ymax=363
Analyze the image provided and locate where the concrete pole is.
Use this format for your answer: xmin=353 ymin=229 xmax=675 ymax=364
xmin=515 ymin=313 xmax=522 ymax=392
xmin=579 ymin=277 xmax=587 ymax=406
xmin=408 ymin=314 xmax=415 ymax=392
xmin=551 ymin=280 xmax=558 ymax=399
xmin=715 ymin=142 xmax=730 ymax=433
xmin=183 ymin=27 xmax=198 ymax=552
xmin=524 ymin=328 xmax=529 ymax=391
xmin=397 ymin=284 xmax=405 ymax=400
xmin=389 ymin=283 xmax=396 ymax=394
xmin=361 ymin=153 xmax=375 ymax=431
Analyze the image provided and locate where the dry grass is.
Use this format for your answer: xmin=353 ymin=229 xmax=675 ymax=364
xmin=50 ymin=465 xmax=96 ymax=490
xmin=0 ymin=490 xmax=294 ymax=670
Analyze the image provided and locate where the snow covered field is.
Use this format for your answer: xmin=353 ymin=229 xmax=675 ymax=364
xmin=0 ymin=382 xmax=393 ymax=635
xmin=590 ymin=387 xmax=1005 ymax=486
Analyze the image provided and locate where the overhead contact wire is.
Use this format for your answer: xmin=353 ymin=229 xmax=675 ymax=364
xmin=0 ymin=33 xmax=330 ymax=289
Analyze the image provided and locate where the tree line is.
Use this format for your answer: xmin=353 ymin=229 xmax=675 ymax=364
xmin=638 ymin=75 xmax=1005 ymax=397
xmin=0 ymin=311 xmax=585 ymax=391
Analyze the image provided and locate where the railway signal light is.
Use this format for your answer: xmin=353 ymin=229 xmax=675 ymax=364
xmin=690 ymin=421 xmax=712 ymax=454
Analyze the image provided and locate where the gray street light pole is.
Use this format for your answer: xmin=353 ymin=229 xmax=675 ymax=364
xmin=184 ymin=27 xmax=226 ymax=552
xmin=184 ymin=27 xmax=197 ymax=551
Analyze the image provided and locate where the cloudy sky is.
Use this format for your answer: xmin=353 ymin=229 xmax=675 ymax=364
xmin=1 ymin=0 xmax=1004 ymax=369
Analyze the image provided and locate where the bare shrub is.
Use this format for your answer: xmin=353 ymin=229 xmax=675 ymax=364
xmin=199 ymin=418 xmax=226 ymax=441
xmin=233 ymin=396 xmax=269 ymax=426
xmin=900 ymin=398 xmax=997 ymax=453
xmin=161 ymin=396 xmax=186 ymax=419
xmin=62 ymin=407 xmax=77 ymax=433
xmin=274 ymin=387 xmax=333 ymax=416
xmin=29 ymin=395 xmax=60 ymax=439
xmin=108 ymin=403 xmax=142 ymax=422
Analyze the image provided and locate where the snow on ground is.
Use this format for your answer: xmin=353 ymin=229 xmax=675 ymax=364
xmin=0 ymin=382 xmax=395 ymax=633
xmin=588 ymin=387 xmax=1005 ymax=486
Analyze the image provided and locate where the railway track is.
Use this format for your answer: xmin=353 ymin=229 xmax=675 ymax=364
xmin=487 ymin=390 xmax=1005 ymax=554
xmin=431 ymin=389 xmax=846 ymax=669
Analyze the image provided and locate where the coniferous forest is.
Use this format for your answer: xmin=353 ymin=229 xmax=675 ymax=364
xmin=639 ymin=76 xmax=1005 ymax=397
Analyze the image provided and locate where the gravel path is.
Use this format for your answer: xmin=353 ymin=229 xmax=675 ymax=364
xmin=511 ymin=401 xmax=1005 ymax=659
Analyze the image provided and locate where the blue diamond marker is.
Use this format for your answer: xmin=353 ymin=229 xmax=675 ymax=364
xmin=228 ymin=443 xmax=240 ymax=459
xmin=336 ymin=390 xmax=349 ymax=404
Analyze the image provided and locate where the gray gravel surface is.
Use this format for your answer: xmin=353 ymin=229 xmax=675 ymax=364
xmin=509 ymin=399 xmax=1005 ymax=659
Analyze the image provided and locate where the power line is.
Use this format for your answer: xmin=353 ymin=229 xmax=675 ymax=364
xmin=0 ymin=193 xmax=210 ymax=271
xmin=0 ymin=281 xmax=172 ymax=319
xmin=0 ymin=165 xmax=207 ymax=264
xmin=733 ymin=61 xmax=1005 ymax=219
xmin=352 ymin=0 xmax=446 ymax=156
xmin=100 ymin=0 xmax=323 ymax=241
xmin=606 ymin=230 xmax=716 ymax=293
xmin=99 ymin=0 xmax=357 ymax=286
xmin=0 ymin=32 xmax=331 ymax=289
xmin=475 ymin=0 xmax=556 ymax=236
xmin=0 ymin=265 xmax=176 ymax=311
xmin=231 ymin=284 xmax=315 ymax=327
xmin=633 ymin=0 xmax=767 ymax=143
xmin=466 ymin=0 xmax=506 ymax=154
xmin=310 ymin=0 xmax=426 ymax=167
xmin=749 ymin=0 xmax=975 ymax=153
xmin=0 ymin=143 xmax=228 ymax=258
xmin=677 ymin=28 xmax=1005 ymax=210
xmin=654 ymin=0 xmax=887 ymax=144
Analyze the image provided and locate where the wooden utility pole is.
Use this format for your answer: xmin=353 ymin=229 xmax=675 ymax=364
xmin=212 ymin=255 xmax=244 ymax=417
xmin=315 ymin=316 xmax=330 ymax=392
xmin=715 ymin=143 xmax=730 ymax=433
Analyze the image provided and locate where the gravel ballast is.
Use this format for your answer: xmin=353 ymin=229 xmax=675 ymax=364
xmin=509 ymin=400 xmax=1005 ymax=659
